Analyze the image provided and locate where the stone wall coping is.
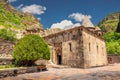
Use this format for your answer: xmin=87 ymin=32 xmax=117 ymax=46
xmin=0 ymin=57 xmax=13 ymax=60
xmin=108 ymin=54 xmax=120 ymax=56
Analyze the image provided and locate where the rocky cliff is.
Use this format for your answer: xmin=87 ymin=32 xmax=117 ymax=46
xmin=98 ymin=12 xmax=120 ymax=32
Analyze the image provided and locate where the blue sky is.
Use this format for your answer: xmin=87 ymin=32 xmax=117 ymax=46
xmin=9 ymin=0 xmax=120 ymax=29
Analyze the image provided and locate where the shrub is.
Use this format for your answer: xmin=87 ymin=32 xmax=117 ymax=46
xmin=0 ymin=29 xmax=16 ymax=42
xmin=12 ymin=34 xmax=50 ymax=66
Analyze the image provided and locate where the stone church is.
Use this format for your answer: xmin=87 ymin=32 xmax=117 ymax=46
xmin=43 ymin=16 xmax=108 ymax=68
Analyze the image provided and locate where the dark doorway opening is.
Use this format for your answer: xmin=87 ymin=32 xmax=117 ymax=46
xmin=57 ymin=55 xmax=62 ymax=65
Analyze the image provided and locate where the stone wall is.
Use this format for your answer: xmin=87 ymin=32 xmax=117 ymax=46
xmin=0 ymin=58 xmax=13 ymax=65
xmin=0 ymin=66 xmax=46 ymax=78
xmin=44 ymin=27 xmax=84 ymax=68
xmin=0 ymin=38 xmax=14 ymax=55
xmin=82 ymin=28 xmax=108 ymax=68
xmin=108 ymin=54 xmax=120 ymax=64
xmin=0 ymin=38 xmax=14 ymax=65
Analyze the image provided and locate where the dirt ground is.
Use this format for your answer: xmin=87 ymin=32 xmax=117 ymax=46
xmin=1 ymin=63 xmax=120 ymax=80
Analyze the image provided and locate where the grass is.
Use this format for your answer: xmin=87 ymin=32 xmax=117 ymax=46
xmin=0 ymin=64 xmax=16 ymax=69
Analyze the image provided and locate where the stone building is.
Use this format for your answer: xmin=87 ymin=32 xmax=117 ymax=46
xmin=43 ymin=16 xmax=108 ymax=68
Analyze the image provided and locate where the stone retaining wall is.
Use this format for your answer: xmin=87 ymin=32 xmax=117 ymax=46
xmin=0 ymin=38 xmax=14 ymax=55
xmin=0 ymin=66 xmax=47 ymax=78
xmin=108 ymin=54 xmax=120 ymax=64
xmin=0 ymin=58 xmax=13 ymax=65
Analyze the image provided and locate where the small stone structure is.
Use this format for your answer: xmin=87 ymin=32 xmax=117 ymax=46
xmin=43 ymin=16 xmax=108 ymax=68
xmin=108 ymin=54 xmax=120 ymax=64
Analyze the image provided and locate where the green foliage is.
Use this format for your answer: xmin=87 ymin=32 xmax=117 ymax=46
xmin=106 ymin=42 xmax=120 ymax=54
xmin=98 ymin=12 xmax=120 ymax=54
xmin=0 ymin=29 xmax=16 ymax=42
xmin=0 ymin=64 xmax=16 ymax=69
xmin=0 ymin=2 xmax=42 ymax=30
xmin=12 ymin=34 xmax=50 ymax=66
xmin=103 ymin=31 xmax=120 ymax=54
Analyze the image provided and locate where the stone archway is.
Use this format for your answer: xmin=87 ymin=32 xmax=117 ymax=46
xmin=57 ymin=54 xmax=62 ymax=65
xmin=55 ymin=43 xmax=62 ymax=65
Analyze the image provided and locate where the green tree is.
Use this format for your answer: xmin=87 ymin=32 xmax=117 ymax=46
xmin=103 ymin=31 xmax=120 ymax=54
xmin=12 ymin=34 xmax=50 ymax=66
xmin=106 ymin=42 xmax=120 ymax=54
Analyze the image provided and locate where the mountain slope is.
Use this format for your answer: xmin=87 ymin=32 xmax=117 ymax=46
xmin=98 ymin=12 xmax=120 ymax=54
xmin=98 ymin=12 xmax=120 ymax=32
xmin=0 ymin=0 xmax=43 ymax=30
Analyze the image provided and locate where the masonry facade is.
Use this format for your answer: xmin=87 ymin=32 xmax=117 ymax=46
xmin=43 ymin=16 xmax=108 ymax=68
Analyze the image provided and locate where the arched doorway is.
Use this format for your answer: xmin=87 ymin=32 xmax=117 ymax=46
xmin=57 ymin=54 xmax=62 ymax=65
xmin=54 ymin=42 xmax=62 ymax=65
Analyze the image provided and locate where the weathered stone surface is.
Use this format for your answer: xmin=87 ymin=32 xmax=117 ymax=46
xmin=0 ymin=38 xmax=14 ymax=65
xmin=0 ymin=58 xmax=13 ymax=65
xmin=26 ymin=66 xmax=37 ymax=73
xmin=0 ymin=39 xmax=14 ymax=55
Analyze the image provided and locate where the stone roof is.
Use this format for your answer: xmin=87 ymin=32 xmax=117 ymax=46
xmin=95 ymin=26 xmax=101 ymax=31
xmin=41 ymin=28 xmax=63 ymax=37
xmin=82 ymin=16 xmax=95 ymax=28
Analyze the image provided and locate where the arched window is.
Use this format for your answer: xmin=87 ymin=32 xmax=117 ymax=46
xmin=89 ymin=43 xmax=90 ymax=51
xmin=102 ymin=47 xmax=104 ymax=55
xmin=97 ymin=45 xmax=98 ymax=54
xmin=69 ymin=43 xmax=72 ymax=52
xmin=78 ymin=29 xmax=82 ymax=35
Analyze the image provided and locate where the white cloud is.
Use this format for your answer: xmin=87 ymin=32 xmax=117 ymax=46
xmin=17 ymin=4 xmax=24 ymax=10
xmin=8 ymin=0 xmax=17 ymax=2
xmin=37 ymin=18 xmax=41 ymax=20
xmin=20 ymin=4 xmax=46 ymax=15
xmin=69 ymin=13 xmax=92 ymax=22
xmin=50 ymin=20 xmax=81 ymax=30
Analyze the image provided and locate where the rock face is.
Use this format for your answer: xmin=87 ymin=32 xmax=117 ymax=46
xmin=116 ymin=15 xmax=120 ymax=32
xmin=98 ymin=12 xmax=120 ymax=32
xmin=0 ymin=38 xmax=14 ymax=58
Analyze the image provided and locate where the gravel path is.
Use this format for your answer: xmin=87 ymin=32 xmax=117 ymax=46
xmin=1 ymin=63 xmax=120 ymax=80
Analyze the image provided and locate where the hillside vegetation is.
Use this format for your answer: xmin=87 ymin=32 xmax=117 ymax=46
xmin=0 ymin=1 xmax=43 ymax=30
xmin=0 ymin=1 xmax=44 ymax=41
xmin=98 ymin=12 xmax=120 ymax=54
xmin=98 ymin=12 xmax=120 ymax=32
